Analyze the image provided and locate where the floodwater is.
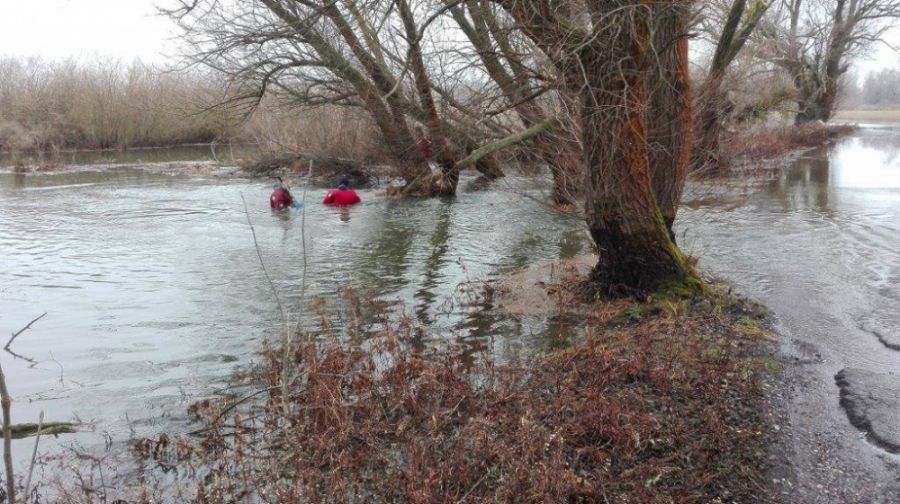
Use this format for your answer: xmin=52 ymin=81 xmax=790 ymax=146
xmin=0 ymin=143 xmax=257 ymax=168
xmin=2 ymin=126 xmax=899 ymax=495
xmin=0 ymin=162 xmax=585 ymax=466
xmin=680 ymin=124 xmax=900 ymax=499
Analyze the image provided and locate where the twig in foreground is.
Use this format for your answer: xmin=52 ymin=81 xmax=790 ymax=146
xmin=0 ymin=359 xmax=15 ymax=503
xmin=24 ymin=410 xmax=44 ymax=501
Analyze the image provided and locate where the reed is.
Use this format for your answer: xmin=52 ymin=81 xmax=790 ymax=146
xmin=0 ymin=57 xmax=239 ymax=153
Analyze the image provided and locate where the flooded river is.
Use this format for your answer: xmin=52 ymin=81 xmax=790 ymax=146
xmin=682 ymin=124 xmax=900 ymax=500
xmin=1 ymin=126 xmax=899 ymax=497
xmin=0 ymin=162 xmax=585 ymax=465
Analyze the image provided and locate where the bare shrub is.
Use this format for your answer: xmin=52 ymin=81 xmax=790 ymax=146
xmin=244 ymin=101 xmax=386 ymax=163
xmin=713 ymin=122 xmax=856 ymax=172
xmin=118 ymin=290 xmax=776 ymax=503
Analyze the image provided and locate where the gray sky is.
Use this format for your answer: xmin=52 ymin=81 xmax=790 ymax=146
xmin=0 ymin=0 xmax=898 ymax=76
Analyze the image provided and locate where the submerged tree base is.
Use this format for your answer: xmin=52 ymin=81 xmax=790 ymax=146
xmin=586 ymin=223 xmax=704 ymax=300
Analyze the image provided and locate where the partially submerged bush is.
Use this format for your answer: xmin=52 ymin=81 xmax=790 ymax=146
xmin=130 ymin=291 xmax=776 ymax=503
xmin=717 ymin=122 xmax=856 ymax=171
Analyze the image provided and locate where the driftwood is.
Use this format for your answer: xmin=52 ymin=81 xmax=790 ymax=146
xmin=9 ymin=421 xmax=76 ymax=439
xmin=6 ymin=311 xmax=46 ymax=364
xmin=240 ymin=153 xmax=374 ymax=186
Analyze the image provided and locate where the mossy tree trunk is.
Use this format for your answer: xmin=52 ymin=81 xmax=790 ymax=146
xmin=580 ymin=0 xmax=700 ymax=298
xmin=648 ymin=2 xmax=693 ymax=238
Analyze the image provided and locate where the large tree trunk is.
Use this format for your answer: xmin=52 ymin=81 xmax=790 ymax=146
xmin=579 ymin=2 xmax=699 ymax=298
xmin=692 ymin=77 xmax=727 ymax=172
xmin=794 ymin=62 xmax=840 ymax=124
xmin=398 ymin=0 xmax=460 ymax=195
xmin=647 ymin=3 xmax=693 ymax=237
xmin=793 ymin=69 xmax=832 ymax=124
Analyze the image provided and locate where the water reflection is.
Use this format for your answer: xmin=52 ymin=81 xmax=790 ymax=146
xmin=831 ymin=136 xmax=900 ymax=189
xmin=682 ymin=124 xmax=900 ymax=376
xmin=768 ymin=148 xmax=833 ymax=213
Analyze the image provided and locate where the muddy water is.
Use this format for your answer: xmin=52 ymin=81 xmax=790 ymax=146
xmin=680 ymin=124 xmax=900 ymax=500
xmin=0 ymin=143 xmax=258 ymax=168
xmin=0 ymin=165 xmax=584 ymax=466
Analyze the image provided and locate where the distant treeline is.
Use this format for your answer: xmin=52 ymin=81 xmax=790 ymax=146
xmin=843 ymin=67 xmax=900 ymax=109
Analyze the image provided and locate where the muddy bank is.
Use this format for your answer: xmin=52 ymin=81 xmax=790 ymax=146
xmin=493 ymin=255 xmax=593 ymax=317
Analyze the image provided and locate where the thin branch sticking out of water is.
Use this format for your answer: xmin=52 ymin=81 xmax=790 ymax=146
xmin=24 ymin=410 xmax=44 ymax=500
xmin=240 ymin=192 xmax=287 ymax=327
xmin=5 ymin=312 xmax=46 ymax=363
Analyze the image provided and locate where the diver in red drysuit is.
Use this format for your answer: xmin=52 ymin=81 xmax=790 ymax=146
xmin=322 ymin=176 xmax=361 ymax=206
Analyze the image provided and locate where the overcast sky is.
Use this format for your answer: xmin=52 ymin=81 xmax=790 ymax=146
xmin=0 ymin=0 xmax=898 ymax=76
xmin=0 ymin=0 xmax=176 ymax=63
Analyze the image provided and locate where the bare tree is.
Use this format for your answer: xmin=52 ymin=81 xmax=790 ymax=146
xmin=859 ymin=65 xmax=900 ymax=105
xmin=162 ymin=0 xmax=516 ymax=195
xmin=447 ymin=0 xmax=583 ymax=204
xmin=760 ymin=0 xmax=900 ymax=123
xmin=692 ymin=0 xmax=772 ymax=172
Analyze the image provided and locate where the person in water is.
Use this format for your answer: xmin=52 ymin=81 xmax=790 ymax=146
xmin=270 ymin=180 xmax=294 ymax=210
xmin=323 ymin=176 xmax=361 ymax=206
xmin=414 ymin=126 xmax=433 ymax=161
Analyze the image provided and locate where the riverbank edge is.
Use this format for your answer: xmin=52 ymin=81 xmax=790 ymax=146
xmin=102 ymin=258 xmax=790 ymax=503
xmin=497 ymin=256 xmax=797 ymax=498
xmin=716 ymin=122 xmax=857 ymax=175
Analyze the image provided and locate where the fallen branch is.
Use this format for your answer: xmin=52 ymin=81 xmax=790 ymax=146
xmin=454 ymin=118 xmax=555 ymax=170
xmin=5 ymin=312 xmax=46 ymax=363
xmin=10 ymin=421 xmax=76 ymax=439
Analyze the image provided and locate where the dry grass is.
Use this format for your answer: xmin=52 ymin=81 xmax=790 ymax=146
xmin=78 ymin=285 xmax=778 ymax=504
xmin=0 ymin=58 xmax=392 ymax=176
xmin=0 ymin=57 xmax=239 ymax=153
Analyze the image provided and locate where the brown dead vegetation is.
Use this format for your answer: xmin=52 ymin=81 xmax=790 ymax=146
xmin=109 ymin=282 xmax=779 ymax=504
xmin=710 ymin=122 xmax=856 ymax=174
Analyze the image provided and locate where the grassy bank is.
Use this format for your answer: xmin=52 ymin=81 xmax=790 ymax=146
xmin=55 ymin=272 xmax=781 ymax=503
